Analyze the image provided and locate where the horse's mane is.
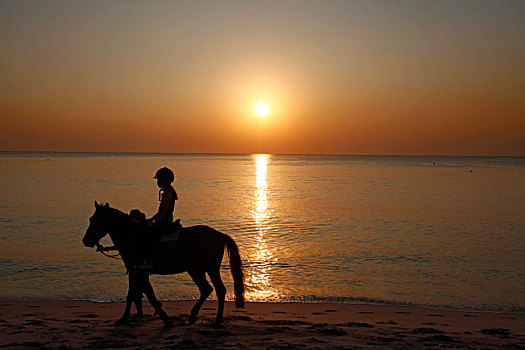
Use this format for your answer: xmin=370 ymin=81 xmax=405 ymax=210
xmin=99 ymin=206 xmax=139 ymax=229
xmin=99 ymin=205 xmax=126 ymax=218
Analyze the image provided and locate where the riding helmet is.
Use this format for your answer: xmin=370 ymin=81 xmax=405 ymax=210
xmin=154 ymin=167 xmax=175 ymax=182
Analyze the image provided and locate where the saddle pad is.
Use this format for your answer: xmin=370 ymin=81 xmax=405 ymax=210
xmin=159 ymin=228 xmax=181 ymax=242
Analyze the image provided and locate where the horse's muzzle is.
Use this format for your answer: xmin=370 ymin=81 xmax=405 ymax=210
xmin=82 ymin=236 xmax=96 ymax=248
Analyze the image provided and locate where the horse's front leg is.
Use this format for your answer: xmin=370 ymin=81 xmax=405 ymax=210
xmin=116 ymin=283 xmax=134 ymax=324
xmin=133 ymin=292 xmax=144 ymax=319
xmin=139 ymin=274 xmax=171 ymax=326
xmin=117 ymin=271 xmax=142 ymax=324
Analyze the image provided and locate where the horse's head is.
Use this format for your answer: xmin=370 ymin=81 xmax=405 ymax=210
xmin=82 ymin=201 xmax=111 ymax=247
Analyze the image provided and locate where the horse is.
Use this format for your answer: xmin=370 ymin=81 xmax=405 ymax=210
xmin=82 ymin=201 xmax=244 ymax=326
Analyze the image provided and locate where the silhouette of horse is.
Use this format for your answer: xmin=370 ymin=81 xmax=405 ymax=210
xmin=82 ymin=202 xmax=244 ymax=326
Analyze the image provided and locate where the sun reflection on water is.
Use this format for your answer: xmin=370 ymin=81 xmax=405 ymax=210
xmin=254 ymin=155 xmax=269 ymax=223
xmin=246 ymin=154 xmax=279 ymax=300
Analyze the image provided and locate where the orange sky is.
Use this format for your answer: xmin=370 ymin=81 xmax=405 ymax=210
xmin=1 ymin=1 xmax=524 ymax=155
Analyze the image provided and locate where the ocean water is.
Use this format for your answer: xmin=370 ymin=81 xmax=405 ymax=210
xmin=0 ymin=152 xmax=524 ymax=312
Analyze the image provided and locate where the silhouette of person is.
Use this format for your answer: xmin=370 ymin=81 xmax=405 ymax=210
xmin=147 ymin=167 xmax=178 ymax=233
xmin=136 ymin=167 xmax=178 ymax=269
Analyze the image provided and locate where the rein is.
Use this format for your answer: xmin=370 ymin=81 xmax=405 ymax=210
xmin=96 ymin=243 xmax=121 ymax=259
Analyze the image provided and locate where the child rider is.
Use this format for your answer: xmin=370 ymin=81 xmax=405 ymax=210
xmin=147 ymin=167 xmax=178 ymax=237
xmin=136 ymin=167 xmax=178 ymax=270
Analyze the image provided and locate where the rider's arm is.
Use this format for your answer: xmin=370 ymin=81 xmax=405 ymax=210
xmin=149 ymin=190 xmax=173 ymax=226
xmin=148 ymin=213 xmax=158 ymax=222
xmin=130 ymin=217 xmax=142 ymax=224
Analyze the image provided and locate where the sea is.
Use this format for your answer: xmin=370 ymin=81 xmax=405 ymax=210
xmin=0 ymin=152 xmax=524 ymax=313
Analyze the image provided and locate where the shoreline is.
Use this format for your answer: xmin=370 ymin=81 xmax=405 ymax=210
xmin=1 ymin=300 xmax=524 ymax=349
xmin=2 ymin=298 xmax=524 ymax=315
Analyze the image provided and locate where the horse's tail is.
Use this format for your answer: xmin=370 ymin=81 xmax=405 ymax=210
xmin=223 ymin=233 xmax=245 ymax=308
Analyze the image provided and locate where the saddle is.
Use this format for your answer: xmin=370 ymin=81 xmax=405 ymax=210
xmin=159 ymin=219 xmax=182 ymax=242
xmin=129 ymin=209 xmax=183 ymax=242
xmin=129 ymin=210 xmax=184 ymax=270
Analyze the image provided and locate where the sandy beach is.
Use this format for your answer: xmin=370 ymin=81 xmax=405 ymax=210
xmin=1 ymin=301 xmax=523 ymax=349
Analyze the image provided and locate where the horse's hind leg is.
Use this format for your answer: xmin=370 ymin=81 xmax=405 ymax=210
xmin=208 ymin=268 xmax=226 ymax=326
xmin=188 ymin=269 xmax=213 ymax=325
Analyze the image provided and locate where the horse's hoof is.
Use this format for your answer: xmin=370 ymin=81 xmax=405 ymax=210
xmin=212 ymin=321 xmax=224 ymax=329
xmin=115 ymin=317 xmax=129 ymax=325
xmin=188 ymin=315 xmax=198 ymax=325
xmin=163 ymin=319 xmax=173 ymax=328
xmin=132 ymin=314 xmax=144 ymax=320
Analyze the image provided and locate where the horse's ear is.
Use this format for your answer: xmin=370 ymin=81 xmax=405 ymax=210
xmin=95 ymin=201 xmax=99 ymax=208
xmin=104 ymin=202 xmax=109 ymax=208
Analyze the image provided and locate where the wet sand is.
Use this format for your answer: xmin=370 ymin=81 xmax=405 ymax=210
xmin=1 ymin=301 xmax=524 ymax=349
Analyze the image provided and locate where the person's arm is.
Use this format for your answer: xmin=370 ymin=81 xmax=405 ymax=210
xmin=147 ymin=191 xmax=173 ymax=227
xmin=130 ymin=217 xmax=142 ymax=224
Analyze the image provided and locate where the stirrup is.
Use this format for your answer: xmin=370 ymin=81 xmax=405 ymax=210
xmin=134 ymin=259 xmax=154 ymax=270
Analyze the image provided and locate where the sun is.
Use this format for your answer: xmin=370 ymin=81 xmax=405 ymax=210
xmin=254 ymin=102 xmax=270 ymax=117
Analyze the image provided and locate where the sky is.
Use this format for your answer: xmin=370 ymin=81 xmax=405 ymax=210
xmin=1 ymin=0 xmax=524 ymax=155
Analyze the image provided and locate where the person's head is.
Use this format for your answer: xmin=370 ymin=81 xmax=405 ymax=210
xmin=154 ymin=167 xmax=174 ymax=188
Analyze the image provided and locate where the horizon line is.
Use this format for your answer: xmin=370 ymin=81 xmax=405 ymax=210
xmin=1 ymin=150 xmax=524 ymax=158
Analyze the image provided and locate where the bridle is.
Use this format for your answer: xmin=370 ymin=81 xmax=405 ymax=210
xmin=95 ymin=242 xmax=121 ymax=259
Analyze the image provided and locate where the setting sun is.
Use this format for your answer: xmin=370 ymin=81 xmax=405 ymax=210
xmin=254 ymin=102 xmax=270 ymax=117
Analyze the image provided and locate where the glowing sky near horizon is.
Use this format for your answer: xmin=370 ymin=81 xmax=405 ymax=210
xmin=1 ymin=0 xmax=524 ymax=155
